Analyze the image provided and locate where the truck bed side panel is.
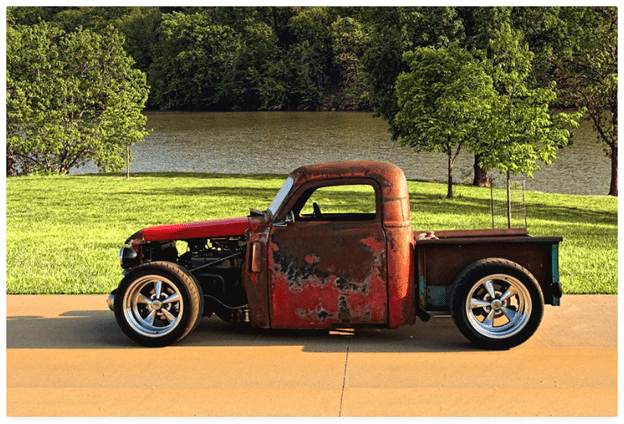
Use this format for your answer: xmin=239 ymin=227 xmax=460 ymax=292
xmin=416 ymin=237 xmax=562 ymax=311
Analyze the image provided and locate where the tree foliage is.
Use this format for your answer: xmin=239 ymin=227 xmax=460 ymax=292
xmin=330 ymin=16 xmax=370 ymax=110
xmin=478 ymin=24 xmax=581 ymax=178
xmin=361 ymin=7 xmax=463 ymax=137
xmin=148 ymin=12 xmax=237 ymax=110
xmin=6 ymin=22 xmax=150 ymax=175
xmin=6 ymin=6 xmax=617 ymax=192
xmin=395 ymin=44 xmax=496 ymax=198
xmin=555 ymin=7 xmax=618 ymax=195
xmin=394 ymin=26 xmax=580 ymax=198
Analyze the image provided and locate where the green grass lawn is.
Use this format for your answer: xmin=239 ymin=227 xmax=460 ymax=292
xmin=6 ymin=172 xmax=617 ymax=295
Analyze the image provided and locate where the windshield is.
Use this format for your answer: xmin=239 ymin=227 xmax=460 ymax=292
xmin=268 ymin=176 xmax=294 ymax=218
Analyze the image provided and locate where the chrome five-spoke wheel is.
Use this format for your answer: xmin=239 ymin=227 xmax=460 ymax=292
xmin=465 ymin=274 xmax=531 ymax=339
xmin=114 ymin=262 xmax=203 ymax=347
xmin=451 ymin=258 xmax=544 ymax=350
xmin=123 ymin=275 xmax=184 ymax=338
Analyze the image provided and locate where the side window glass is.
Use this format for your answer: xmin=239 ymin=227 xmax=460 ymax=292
xmin=299 ymin=184 xmax=377 ymax=221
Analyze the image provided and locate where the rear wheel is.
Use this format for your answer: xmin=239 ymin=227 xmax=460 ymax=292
xmin=114 ymin=262 xmax=203 ymax=347
xmin=450 ymin=258 xmax=544 ymax=350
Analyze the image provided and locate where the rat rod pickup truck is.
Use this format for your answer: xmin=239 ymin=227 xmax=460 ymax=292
xmin=110 ymin=161 xmax=562 ymax=349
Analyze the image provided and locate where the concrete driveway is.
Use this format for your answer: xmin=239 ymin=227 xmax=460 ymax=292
xmin=6 ymin=294 xmax=617 ymax=416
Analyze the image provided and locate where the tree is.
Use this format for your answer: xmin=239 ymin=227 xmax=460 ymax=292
xmin=330 ymin=16 xmax=370 ymax=110
xmin=362 ymin=7 xmax=463 ymax=135
xmin=7 ymin=6 xmax=71 ymax=26
xmin=286 ymin=7 xmax=336 ymax=110
xmin=394 ymin=44 xmax=497 ymax=198
xmin=114 ymin=7 xmax=163 ymax=76
xmin=510 ymin=6 xmax=568 ymax=88
xmin=556 ymin=7 xmax=618 ymax=196
xmin=148 ymin=11 xmax=240 ymax=110
xmin=45 ymin=6 xmax=132 ymax=32
xmin=218 ymin=18 xmax=280 ymax=111
xmin=477 ymin=24 xmax=581 ymax=182
xmin=6 ymin=22 xmax=150 ymax=175
xmin=511 ymin=7 xmax=618 ymax=196
xmin=457 ymin=6 xmax=513 ymax=187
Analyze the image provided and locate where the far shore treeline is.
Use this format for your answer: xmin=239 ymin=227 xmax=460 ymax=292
xmin=6 ymin=6 xmax=618 ymax=196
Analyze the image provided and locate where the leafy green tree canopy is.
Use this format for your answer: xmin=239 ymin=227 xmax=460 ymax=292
xmin=478 ymin=23 xmax=581 ymax=178
xmin=148 ymin=11 xmax=239 ymax=110
xmin=330 ymin=16 xmax=370 ymax=109
xmin=6 ymin=22 xmax=150 ymax=175
xmin=362 ymin=7 xmax=463 ymax=137
xmin=394 ymin=44 xmax=496 ymax=198
xmin=556 ymin=7 xmax=617 ymax=195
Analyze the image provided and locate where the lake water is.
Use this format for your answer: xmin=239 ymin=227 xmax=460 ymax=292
xmin=74 ymin=111 xmax=610 ymax=196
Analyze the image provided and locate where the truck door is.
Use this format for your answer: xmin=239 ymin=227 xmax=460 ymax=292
xmin=268 ymin=180 xmax=388 ymax=329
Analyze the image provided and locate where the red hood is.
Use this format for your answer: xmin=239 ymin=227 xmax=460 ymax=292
xmin=137 ymin=216 xmax=249 ymax=242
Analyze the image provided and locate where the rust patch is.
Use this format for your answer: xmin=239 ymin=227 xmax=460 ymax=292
xmin=338 ymin=296 xmax=351 ymax=322
xmin=335 ymin=277 xmax=368 ymax=295
xmin=304 ymin=254 xmax=320 ymax=265
xmin=270 ymin=244 xmax=328 ymax=292
xmin=386 ymin=226 xmax=416 ymax=328
xmin=268 ymin=221 xmax=388 ymax=329
xmin=242 ymin=215 xmax=272 ymax=328
xmin=295 ymin=305 xmax=335 ymax=323
xmin=271 ymin=242 xmax=372 ymax=295
xmin=360 ymin=236 xmax=385 ymax=253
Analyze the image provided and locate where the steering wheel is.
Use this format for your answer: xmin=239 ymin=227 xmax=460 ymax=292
xmin=313 ymin=202 xmax=322 ymax=218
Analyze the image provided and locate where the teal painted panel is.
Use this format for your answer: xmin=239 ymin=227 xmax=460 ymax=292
xmin=552 ymin=244 xmax=560 ymax=282
xmin=426 ymin=286 xmax=451 ymax=307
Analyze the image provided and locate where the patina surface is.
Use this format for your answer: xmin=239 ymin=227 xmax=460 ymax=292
xmin=244 ymin=161 xmax=416 ymax=329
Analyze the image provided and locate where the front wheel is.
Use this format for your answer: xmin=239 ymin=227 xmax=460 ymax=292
xmin=114 ymin=261 xmax=203 ymax=347
xmin=450 ymin=258 xmax=544 ymax=350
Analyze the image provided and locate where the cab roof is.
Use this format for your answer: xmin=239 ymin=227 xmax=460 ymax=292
xmin=290 ymin=161 xmax=405 ymax=187
xmin=288 ymin=161 xmax=411 ymax=228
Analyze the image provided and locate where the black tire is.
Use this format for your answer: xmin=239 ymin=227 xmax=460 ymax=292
xmin=114 ymin=261 xmax=204 ymax=347
xmin=450 ymin=258 xmax=544 ymax=350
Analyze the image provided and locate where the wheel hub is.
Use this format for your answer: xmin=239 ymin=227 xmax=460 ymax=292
xmin=491 ymin=299 xmax=503 ymax=311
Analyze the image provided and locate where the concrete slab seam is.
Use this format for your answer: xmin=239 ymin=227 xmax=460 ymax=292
xmin=338 ymin=337 xmax=350 ymax=417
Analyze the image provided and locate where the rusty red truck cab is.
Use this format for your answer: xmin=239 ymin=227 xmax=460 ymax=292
xmin=111 ymin=161 xmax=562 ymax=350
xmin=243 ymin=161 xmax=416 ymax=330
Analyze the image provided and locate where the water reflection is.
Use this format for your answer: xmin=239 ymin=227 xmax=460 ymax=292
xmin=73 ymin=111 xmax=609 ymax=196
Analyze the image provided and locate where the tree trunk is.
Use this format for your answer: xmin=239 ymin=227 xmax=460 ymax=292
xmin=447 ymin=153 xmax=454 ymax=199
xmin=126 ymin=142 xmax=130 ymax=180
xmin=506 ymin=170 xmax=512 ymax=229
xmin=608 ymin=144 xmax=617 ymax=196
xmin=472 ymin=154 xmax=489 ymax=187
xmin=6 ymin=148 xmax=14 ymax=176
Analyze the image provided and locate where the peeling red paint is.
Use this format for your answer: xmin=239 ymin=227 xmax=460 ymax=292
xmin=304 ymin=254 xmax=319 ymax=265
xmin=360 ymin=237 xmax=385 ymax=260
xmin=268 ymin=219 xmax=388 ymax=328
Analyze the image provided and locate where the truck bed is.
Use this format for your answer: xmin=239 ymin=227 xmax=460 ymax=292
xmin=413 ymin=228 xmax=562 ymax=311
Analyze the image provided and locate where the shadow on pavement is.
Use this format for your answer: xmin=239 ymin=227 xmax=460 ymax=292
xmin=7 ymin=310 xmax=476 ymax=353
